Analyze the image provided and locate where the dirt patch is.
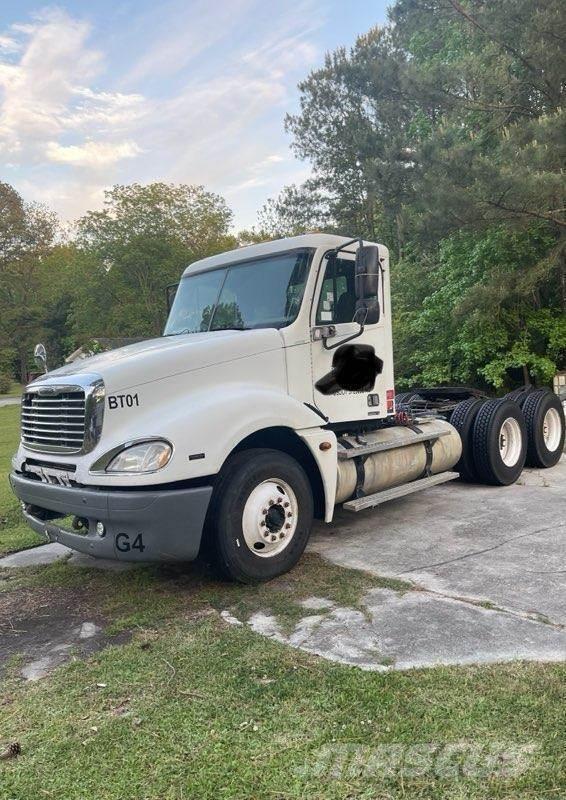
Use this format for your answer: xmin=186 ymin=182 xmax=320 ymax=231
xmin=0 ymin=585 xmax=131 ymax=681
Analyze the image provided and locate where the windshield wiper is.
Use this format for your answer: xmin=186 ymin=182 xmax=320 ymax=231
xmin=165 ymin=325 xmax=251 ymax=336
xmin=212 ymin=326 xmax=251 ymax=331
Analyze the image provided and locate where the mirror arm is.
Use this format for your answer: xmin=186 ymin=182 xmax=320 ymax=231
xmin=323 ymin=320 xmax=365 ymax=350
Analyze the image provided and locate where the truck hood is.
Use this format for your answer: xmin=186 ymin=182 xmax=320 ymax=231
xmin=38 ymin=329 xmax=284 ymax=393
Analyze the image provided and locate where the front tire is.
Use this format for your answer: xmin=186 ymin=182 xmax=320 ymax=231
xmin=208 ymin=449 xmax=314 ymax=583
xmin=472 ymin=399 xmax=527 ymax=485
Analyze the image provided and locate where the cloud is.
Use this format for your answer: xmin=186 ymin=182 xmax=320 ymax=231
xmin=0 ymin=8 xmax=144 ymax=164
xmin=0 ymin=34 xmax=21 ymax=53
xmin=46 ymin=140 xmax=142 ymax=166
xmin=132 ymin=2 xmax=321 ymax=204
xmin=122 ymin=0 xmax=257 ymax=84
xmin=3 ymin=1 xmax=324 ymax=228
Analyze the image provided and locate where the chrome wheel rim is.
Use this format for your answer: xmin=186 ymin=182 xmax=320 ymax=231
xmin=542 ymin=408 xmax=562 ymax=452
xmin=499 ymin=417 xmax=522 ymax=467
xmin=241 ymin=479 xmax=298 ymax=558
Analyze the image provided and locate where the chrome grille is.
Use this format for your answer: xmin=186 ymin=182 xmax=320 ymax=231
xmin=21 ymin=388 xmax=86 ymax=453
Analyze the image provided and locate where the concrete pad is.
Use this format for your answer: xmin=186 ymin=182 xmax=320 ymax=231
xmin=226 ymin=587 xmax=566 ymax=671
xmin=310 ymin=458 xmax=566 ymax=625
xmin=0 ymin=397 xmax=20 ymax=407
xmin=0 ymin=542 xmax=70 ymax=568
xmin=0 ymin=543 xmax=136 ymax=571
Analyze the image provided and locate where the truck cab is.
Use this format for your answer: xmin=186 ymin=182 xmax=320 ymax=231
xmin=12 ymin=233 xmax=556 ymax=582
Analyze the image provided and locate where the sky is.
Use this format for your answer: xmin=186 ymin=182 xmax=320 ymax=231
xmin=0 ymin=0 xmax=389 ymax=230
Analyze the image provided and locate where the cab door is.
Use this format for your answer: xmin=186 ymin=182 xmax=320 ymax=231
xmin=309 ymin=249 xmax=393 ymax=423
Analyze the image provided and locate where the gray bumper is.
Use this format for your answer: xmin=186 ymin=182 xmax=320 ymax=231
xmin=9 ymin=472 xmax=212 ymax=563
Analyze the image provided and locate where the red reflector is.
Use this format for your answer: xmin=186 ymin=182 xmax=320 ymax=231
xmin=386 ymin=389 xmax=395 ymax=400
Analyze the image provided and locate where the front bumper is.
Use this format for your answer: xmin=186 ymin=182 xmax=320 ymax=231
xmin=9 ymin=473 xmax=212 ymax=562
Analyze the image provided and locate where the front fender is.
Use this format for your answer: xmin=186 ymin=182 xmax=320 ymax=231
xmin=75 ymin=379 xmax=327 ymax=486
xmin=172 ymin=383 xmax=326 ymax=475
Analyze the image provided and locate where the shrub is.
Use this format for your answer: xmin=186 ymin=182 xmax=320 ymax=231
xmin=0 ymin=373 xmax=13 ymax=394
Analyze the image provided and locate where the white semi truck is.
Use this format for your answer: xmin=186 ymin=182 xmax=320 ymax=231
xmin=10 ymin=234 xmax=565 ymax=582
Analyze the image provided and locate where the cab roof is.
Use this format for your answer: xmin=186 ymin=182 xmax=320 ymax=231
xmin=181 ymin=233 xmax=376 ymax=277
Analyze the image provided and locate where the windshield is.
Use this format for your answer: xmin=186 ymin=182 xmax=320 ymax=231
xmin=164 ymin=249 xmax=313 ymax=336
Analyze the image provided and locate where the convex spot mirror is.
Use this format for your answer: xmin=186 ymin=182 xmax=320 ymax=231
xmin=355 ymin=245 xmax=380 ymax=325
xmin=34 ymin=343 xmax=47 ymax=373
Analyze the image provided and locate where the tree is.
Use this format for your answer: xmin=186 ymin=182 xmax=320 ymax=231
xmin=270 ymin=0 xmax=566 ymax=389
xmin=74 ymin=183 xmax=236 ymax=339
xmin=253 ymin=182 xmax=332 ymax=239
xmin=0 ymin=183 xmax=59 ymax=382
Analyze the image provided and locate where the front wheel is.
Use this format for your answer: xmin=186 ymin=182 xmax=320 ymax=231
xmin=208 ymin=449 xmax=314 ymax=583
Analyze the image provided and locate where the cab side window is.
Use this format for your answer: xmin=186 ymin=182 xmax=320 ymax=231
xmin=316 ymin=257 xmax=356 ymax=324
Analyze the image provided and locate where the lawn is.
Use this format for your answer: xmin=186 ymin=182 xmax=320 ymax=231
xmin=0 ymin=403 xmax=564 ymax=799
xmin=0 ymin=405 xmax=44 ymax=557
xmin=0 ymin=554 xmax=565 ymax=799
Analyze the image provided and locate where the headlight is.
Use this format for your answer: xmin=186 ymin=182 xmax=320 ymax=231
xmin=105 ymin=440 xmax=172 ymax=473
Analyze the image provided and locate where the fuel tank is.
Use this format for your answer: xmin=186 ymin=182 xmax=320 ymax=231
xmin=335 ymin=419 xmax=462 ymax=503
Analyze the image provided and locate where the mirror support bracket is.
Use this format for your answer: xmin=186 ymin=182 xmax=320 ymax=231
xmin=322 ymin=324 xmax=364 ymax=350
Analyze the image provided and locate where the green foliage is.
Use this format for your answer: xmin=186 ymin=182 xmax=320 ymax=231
xmin=74 ymin=183 xmax=236 ymax=340
xmin=393 ymin=225 xmax=563 ymax=389
xmin=267 ymin=0 xmax=566 ymax=389
xmin=0 ymin=183 xmax=59 ymax=382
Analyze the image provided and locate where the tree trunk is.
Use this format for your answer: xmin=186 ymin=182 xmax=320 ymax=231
xmin=19 ymin=350 xmax=28 ymax=386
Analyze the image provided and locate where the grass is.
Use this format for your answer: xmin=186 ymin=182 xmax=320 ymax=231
xmin=0 ymin=406 xmax=44 ymax=557
xmin=0 ymin=554 xmax=565 ymax=799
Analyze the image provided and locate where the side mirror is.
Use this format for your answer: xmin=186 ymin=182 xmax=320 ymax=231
xmin=34 ymin=343 xmax=48 ymax=374
xmin=355 ymin=245 xmax=380 ymax=324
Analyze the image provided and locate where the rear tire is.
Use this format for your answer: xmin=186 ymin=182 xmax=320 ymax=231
xmin=472 ymin=399 xmax=527 ymax=485
xmin=522 ymin=390 xmax=565 ymax=468
xmin=505 ymin=385 xmax=537 ymax=407
xmin=450 ymin=398 xmax=486 ymax=482
xmin=395 ymin=392 xmax=415 ymax=405
xmin=207 ymin=448 xmax=313 ymax=583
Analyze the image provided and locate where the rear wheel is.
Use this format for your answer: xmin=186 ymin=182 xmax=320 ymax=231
xmin=450 ymin=398 xmax=486 ymax=482
xmin=522 ymin=390 xmax=565 ymax=468
xmin=505 ymin=385 xmax=537 ymax=407
xmin=395 ymin=391 xmax=415 ymax=405
xmin=472 ymin=399 xmax=527 ymax=485
xmin=208 ymin=449 xmax=313 ymax=583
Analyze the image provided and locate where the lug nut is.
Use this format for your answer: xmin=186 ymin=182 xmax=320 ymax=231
xmin=269 ymin=500 xmax=274 ymax=506
xmin=277 ymin=497 xmax=283 ymax=503
xmin=285 ymin=523 xmax=291 ymax=529
xmin=287 ymin=512 xmax=292 ymax=518
xmin=271 ymin=535 xmax=277 ymax=542
xmin=260 ymin=520 xmax=266 ymax=526
xmin=279 ymin=532 xmax=285 ymax=539
xmin=283 ymin=502 xmax=289 ymax=508
xmin=262 ymin=509 xmax=267 ymax=515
